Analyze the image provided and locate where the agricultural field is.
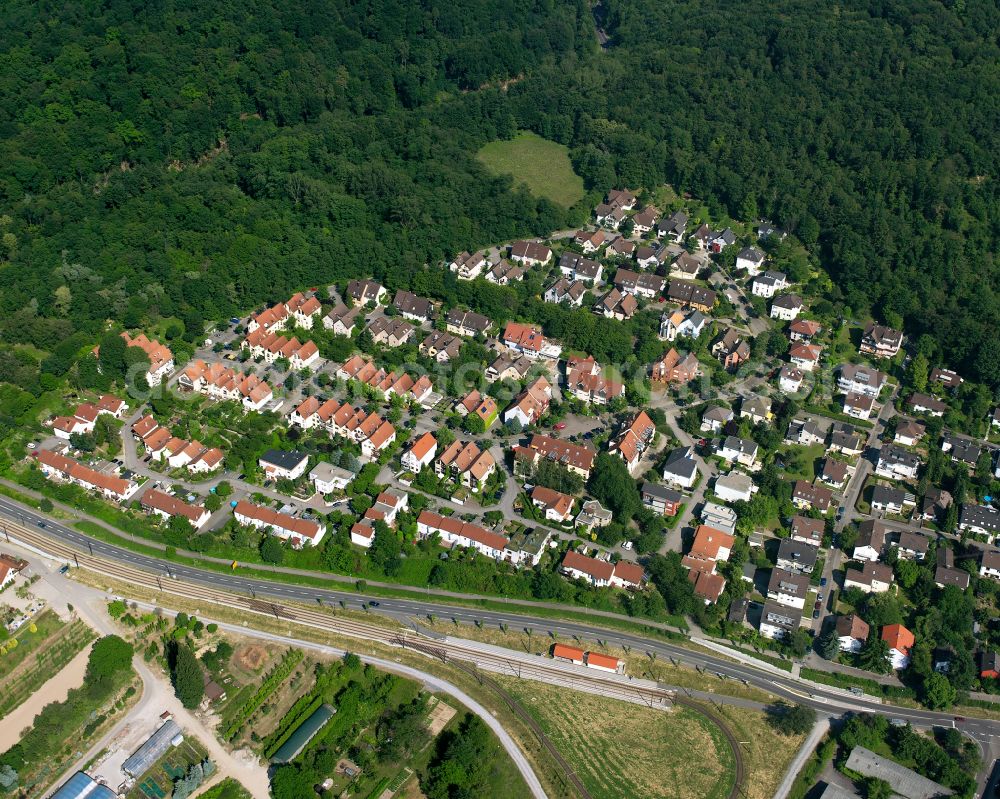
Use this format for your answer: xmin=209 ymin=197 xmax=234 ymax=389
xmin=477 ymin=131 xmax=586 ymax=208
xmin=496 ymin=677 xmax=736 ymax=799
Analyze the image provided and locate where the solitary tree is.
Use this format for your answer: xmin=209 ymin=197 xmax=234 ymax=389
xmin=171 ymin=643 xmax=204 ymax=709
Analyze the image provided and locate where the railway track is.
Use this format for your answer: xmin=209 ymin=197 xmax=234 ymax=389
xmin=12 ymin=521 xmax=749 ymax=799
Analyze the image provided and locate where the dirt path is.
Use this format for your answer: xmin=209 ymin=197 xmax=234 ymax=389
xmin=0 ymin=640 xmax=93 ymax=750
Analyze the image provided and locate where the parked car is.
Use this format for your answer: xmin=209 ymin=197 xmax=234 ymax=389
xmin=553 ymin=422 xmax=567 ymax=430
xmin=820 ymin=577 xmax=828 ymax=587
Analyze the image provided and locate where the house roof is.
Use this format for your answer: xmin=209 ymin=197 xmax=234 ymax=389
xmin=881 ymin=623 xmax=915 ymax=654
xmin=552 ymin=643 xmax=585 ymax=661
xmin=407 ymin=432 xmax=437 ymax=461
xmin=688 ymin=570 xmax=726 ymax=602
xmin=689 ymin=525 xmax=735 ymax=560
xmin=260 ymin=449 xmax=308 ymax=472
xmin=141 ymin=488 xmax=207 ymax=524
xmin=836 ymin=613 xmax=870 ymax=641
xmin=562 ymin=550 xmax=614 ymax=582
xmin=233 ymin=500 xmax=322 ymax=540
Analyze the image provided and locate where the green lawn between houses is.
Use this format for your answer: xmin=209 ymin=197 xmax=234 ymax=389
xmin=477 ymin=131 xmax=586 ymax=208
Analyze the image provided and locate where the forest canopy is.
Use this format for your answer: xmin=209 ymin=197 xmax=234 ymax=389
xmin=0 ymin=0 xmax=998 ymax=388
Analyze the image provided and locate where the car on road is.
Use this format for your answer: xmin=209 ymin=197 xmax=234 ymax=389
xmin=59 ymin=564 xmax=69 ymax=574
xmin=369 ymin=601 xmax=380 ymax=608
xmin=37 ymin=521 xmax=45 ymax=528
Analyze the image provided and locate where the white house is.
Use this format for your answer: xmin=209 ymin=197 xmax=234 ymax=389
xmin=751 ymin=271 xmax=788 ymax=299
xmin=714 ymin=471 xmax=754 ymax=503
xmin=259 ymin=449 xmax=309 ymax=481
xmin=736 ymin=246 xmax=765 ymax=275
xmin=233 ymin=500 xmax=326 ymax=547
xmin=401 ymin=431 xmax=437 ymax=472
xmin=770 ymin=295 xmax=803 ymax=321
xmin=309 ymin=462 xmax=353 ymax=494
xmin=836 ymin=614 xmax=870 ymax=653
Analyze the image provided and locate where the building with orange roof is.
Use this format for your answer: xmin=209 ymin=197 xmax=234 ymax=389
xmin=416 ymin=511 xmax=510 ymax=559
xmin=502 ymin=375 xmax=552 ymax=428
xmin=233 ymin=500 xmax=325 ymax=547
xmin=688 ymin=570 xmax=727 ymax=604
xmin=881 ymin=623 xmax=915 ymax=669
xmin=455 ymin=390 xmax=498 ymax=429
xmin=33 ymin=449 xmax=139 ymax=502
xmin=502 ymin=321 xmax=562 ymax=360
xmin=530 ymin=486 xmax=575 ymax=523
xmin=610 ymin=560 xmax=645 ymax=590
xmin=551 ymin=643 xmax=585 ymax=665
xmin=402 ymin=432 xmax=438 ymax=472
xmin=610 ymin=411 xmax=656 ymax=475
xmin=560 ymin=550 xmax=614 ymax=587
xmin=361 ymin=421 xmax=396 ymax=459
xmin=95 ymin=395 xmax=128 ymax=418
xmin=435 ymin=440 xmax=495 ymax=491
xmin=584 ymin=652 xmax=624 ymax=673
xmin=141 ymin=488 xmax=211 ymax=530
xmin=689 ymin=525 xmax=735 ymax=562
xmin=131 ymin=414 xmax=159 ymax=440
xmin=120 ymin=332 xmax=174 ymax=386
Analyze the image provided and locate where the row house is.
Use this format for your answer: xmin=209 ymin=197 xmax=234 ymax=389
xmin=544 ymin=278 xmax=587 ymax=307
xmin=509 ymin=240 xmax=552 ymax=266
xmin=514 ymin=434 xmax=596 ymax=480
xmin=33 ymin=448 xmax=139 ymax=503
xmin=455 ymin=390 xmax=498 ymax=428
xmin=612 ymin=268 xmax=664 ymax=300
xmin=140 ymin=488 xmax=211 ymax=531
xmin=392 ymin=290 xmax=434 ymax=323
xmin=337 ymin=355 xmax=434 ymax=405
xmin=289 ymin=396 xmax=396 ymax=458
xmin=561 ymin=550 xmax=644 ymax=589
xmin=558 ymin=252 xmax=603 ymax=284
xmin=179 ymin=360 xmax=274 ymax=411
xmin=346 ymin=279 xmax=386 ymax=305
xmin=651 ymin=348 xmax=700 ymax=385
xmin=323 ymin=303 xmax=362 ymax=336
xmin=666 ymin=280 xmax=717 ymax=312
xmin=419 ymin=330 xmax=462 ymax=362
xmin=242 ymin=328 xmax=320 ymax=370
xmin=366 ymin=316 xmax=414 ymax=347
xmin=564 ymin=357 xmax=624 ymax=405
xmin=120 ymin=332 xmax=174 ymax=386
xmin=233 ymin=500 xmax=326 ymax=547
xmin=417 ymin=511 xmax=509 ymax=560
xmin=444 ymin=308 xmax=493 ymax=338
xmin=502 ymin=375 xmax=552 ymax=427
xmin=610 ymin=411 xmax=656 ymax=475
xmin=436 ymin=440 xmax=496 ymax=492
xmin=485 ymin=259 xmax=525 ymax=285
xmin=502 ymin=321 xmax=562 ymax=360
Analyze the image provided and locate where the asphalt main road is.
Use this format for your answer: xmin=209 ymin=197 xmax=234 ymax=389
xmin=2 ymin=495 xmax=999 ymax=752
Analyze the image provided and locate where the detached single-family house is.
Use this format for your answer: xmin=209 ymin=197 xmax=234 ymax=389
xmin=750 ymin=271 xmax=788 ymax=299
xmin=894 ymin=419 xmax=926 ymax=447
xmin=767 ymin=568 xmax=810 ymax=609
xmin=790 ymin=516 xmax=824 ymax=547
xmin=778 ymin=366 xmax=804 ymax=393
xmin=259 ymin=449 xmax=309 ymax=481
xmin=544 ymin=278 xmax=587 ymax=307
xmin=837 ymin=364 xmax=887 ymax=397
xmin=789 ymin=343 xmax=822 ymax=372
xmin=875 ymin=445 xmax=921 ymax=481
xmin=759 ymin=600 xmax=798 ymax=641
xmin=770 ymin=294 xmax=803 ymax=320
xmin=736 ymin=246 xmax=765 ymax=275
xmin=642 ymin=482 xmax=683 ymax=516
xmin=740 ymin=395 xmax=772 ymax=425
xmin=843 ymin=392 xmax=874 ymax=420
xmin=711 ymin=329 xmax=750 ymax=370
xmin=908 ymin=393 xmax=947 ymax=417
xmin=701 ymin=405 xmax=734 ymax=433
xmin=881 ymin=624 xmax=914 ymax=669
xmin=776 ymin=538 xmax=819 ymax=574
xmin=871 ymin=485 xmax=911 ymax=515
xmin=662 ymin=446 xmax=699 ymax=489
xmin=860 ymin=323 xmax=903 ymax=359
xmin=959 ymin=504 xmax=1000 ymax=539
xmin=837 ymin=614 xmax=870 ymax=653
xmin=791 ymin=480 xmax=833 ymax=512
xmin=718 ymin=436 xmax=759 ymax=469
xmin=853 ymin=520 xmax=887 ymax=562
xmin=844 ymin=561 xmax=894 ymax=594
xmin=714 ymin=471 xmax=754 ymax=503
xmin=531 ymin=486 xmax=575 ymax=523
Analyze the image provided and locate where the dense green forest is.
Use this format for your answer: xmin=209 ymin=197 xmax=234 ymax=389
xmin=0 ymin=0 xmax=998 ymax=401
